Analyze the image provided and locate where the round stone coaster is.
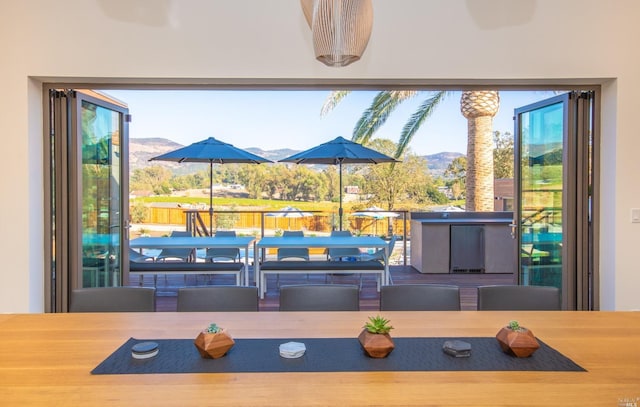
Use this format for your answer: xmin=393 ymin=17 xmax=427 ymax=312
xmin=131 ymin=341 xmax=159 ymax=360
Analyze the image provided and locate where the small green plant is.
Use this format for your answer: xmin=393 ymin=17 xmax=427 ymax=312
xmin=364 ymin=315 xmax=394 ymax=334
xmin=205 ymin=323 xmax=222 ymax=334
xmin=508 ymin=320 xmax=524 ymax=332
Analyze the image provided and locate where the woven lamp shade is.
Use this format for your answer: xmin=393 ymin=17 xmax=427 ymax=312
xmin=300 ymin=0 xmax=373 ymax=67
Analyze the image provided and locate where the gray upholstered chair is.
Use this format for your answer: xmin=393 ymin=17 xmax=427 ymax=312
xmin=477 ymin=285 xmax=561 ymax=310
xmin=156 ymin=230 xmax=195 ymax=262
xmin=380 ymin=284 xmax=461 ymax=311
xmin=205 ymin=230 xmax=241 ymax=262
xmin=279 ymin=284 xmax=360 ymax=311
xmin=176 ymin=286 xmax=258 ymax=311
xmin=277 ymin=230 xmax=310 ymax=261
xmin=69 ymin=287 xmax=156 ymax=312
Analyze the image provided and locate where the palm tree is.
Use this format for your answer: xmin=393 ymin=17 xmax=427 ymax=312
xmin=460 ymin=90 xmax=500 ymax=211
xmin=321 ymin=90 xmax=500 ymax=211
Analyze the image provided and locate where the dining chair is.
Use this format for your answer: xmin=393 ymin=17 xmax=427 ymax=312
xmin=156 ymin=230 xmax=195 ymax=262
xmin=69 ymin=287 xmax=156 ymax=312
xmin=327 ymin=230 xmax=361 ymax=261
xmin=205 ymin=230 xmax=241 ymax=262
xmin=276 ymin=230 xmax=310 ymax=286
xmin=380 ymin=284 xmax=460 ymax=311
xmin=477 ymin=285 xmax=561 ymax=310
xmin=177 ymin=286 xmax=259 ymax=312
xmin=129 ymin=247 xmax=155 ymax=263
xmin=277 ymin=230 xmax=310 ymax=261
xmin=279 ymin=284 xmax=360 ymax=311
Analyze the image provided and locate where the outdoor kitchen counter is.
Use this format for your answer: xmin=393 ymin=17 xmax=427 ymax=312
xmin=410 ymin=212 xmax=516 ymax=275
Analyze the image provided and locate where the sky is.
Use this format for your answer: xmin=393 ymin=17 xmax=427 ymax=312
xmin=105 ymin=89 xmax=555 ymax=156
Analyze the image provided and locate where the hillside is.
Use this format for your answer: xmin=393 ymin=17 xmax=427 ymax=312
xmin=130 ymin=137 xmax=463 ymax=177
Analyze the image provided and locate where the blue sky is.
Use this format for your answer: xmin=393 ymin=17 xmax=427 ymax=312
xmin=106 ymin=89 xmax=554 ymax=156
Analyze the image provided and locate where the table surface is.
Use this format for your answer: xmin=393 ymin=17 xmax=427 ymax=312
xmin=1 ymin=311 xmax=639 ymax=406
xmin=256 ymin=235 xmax=387 ymax=248
xmin=130 ymin=236 xmax=256 ymax=249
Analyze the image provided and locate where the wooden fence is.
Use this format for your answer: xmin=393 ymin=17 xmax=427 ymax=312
xmin=141 ymin=207 xmax=409 ymax=237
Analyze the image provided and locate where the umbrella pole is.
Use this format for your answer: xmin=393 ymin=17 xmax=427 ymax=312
xmin=338 ymin=160 xmax=343 ymax=231
xmin=209 ymin=161 xmax=213 ymax=235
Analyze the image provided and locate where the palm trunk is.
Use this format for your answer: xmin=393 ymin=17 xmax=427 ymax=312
xmin=466 ymin=115 xmax=495 ymax=211
xmin=460 ymin=90 xmax=500 ymax=212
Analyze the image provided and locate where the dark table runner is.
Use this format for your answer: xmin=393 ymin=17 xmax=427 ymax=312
xmin=92 ymin=337 xmax=585 ymax=375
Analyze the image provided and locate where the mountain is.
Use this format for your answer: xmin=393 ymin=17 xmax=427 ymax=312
xmin=129 ymin=137 xmax=182 ymax=168
xmin=423 ymin=152 xmax=465 ymax=177
xmin=130 ymin=137 xmax=463 ymax=176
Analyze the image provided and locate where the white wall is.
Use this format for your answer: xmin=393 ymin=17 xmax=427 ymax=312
xmin=1 ymin=0 xmax=639 ymax=311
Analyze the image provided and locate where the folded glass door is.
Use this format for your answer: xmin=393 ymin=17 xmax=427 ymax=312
xmin=514 ymin=92 xmax=594 ymax=310
xmin=46 ymin=89 xmax=130 ymax=311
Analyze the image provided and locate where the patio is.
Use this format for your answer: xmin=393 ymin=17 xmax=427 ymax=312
xmin=132 ymin=264 xmax=516 ymax=312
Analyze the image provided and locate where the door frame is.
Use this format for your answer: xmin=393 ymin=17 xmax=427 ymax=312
xmin=44 ymin=88 xmax=130 ymax=312
xmin=42 ymin=82 xmax=599 ymax=312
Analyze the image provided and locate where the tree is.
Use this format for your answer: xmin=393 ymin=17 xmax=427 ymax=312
xmin=460 ymin=91 xmax=500 ymax=211
xmin=322 ymin=90 xmax=500 ymax=211
xmin=360 ymin=138 xmax=432 ymax=210
xmin=445 ymin=156 xmax=467 ymax=200
xmin=493 ymin=130 xmax=514 ymax=179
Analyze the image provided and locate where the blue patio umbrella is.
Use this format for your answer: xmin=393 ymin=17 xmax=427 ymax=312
xmin=279 ymin=137 xmax=397 ymax=230
xmin=150 ymin=137 xmax=272 ymax=233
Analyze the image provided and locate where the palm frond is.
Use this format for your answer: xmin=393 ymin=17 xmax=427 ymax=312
xmin=395 ymin=91 xmax=450 ymax=158
xmin=352 ymin=90 xmax=419 ymax=144
xmin=320 ymin=90 xmax=352 ymax=117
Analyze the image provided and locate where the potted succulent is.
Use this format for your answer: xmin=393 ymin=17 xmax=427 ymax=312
xmin=495 ymin=320 xmax=540 ymax=358
xmin=358 ymin=315 xmax=395 ymax=358
xmin=194 ymin=323 xmax=235 ymax=359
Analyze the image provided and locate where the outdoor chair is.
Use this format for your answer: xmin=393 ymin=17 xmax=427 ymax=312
xmin=129 ymin=247 xmax=154 ymax=263
xmin=69 ymin=287 xmax=156 ymax=312
xmin=177 ymin=286 xmax=258 ymax=312
xmin=205 ymin=230 xmax=241 ymax=262
xmin=276 ymin=230 xmax=310 ymax=286
xmin=156 ymin=231 xmax=195 ymax=262
xmin=277 ymin=230 xmax=310 ymax=261
xmin=477 ymin=285 xmax=561 ymax=310
xmin=279 ymin=284 xmax=360 ymax=311
xmin=380 ymin=284 xmax=460 ymax=311
xmin=327 ymin=230 xmax=361 ymax=261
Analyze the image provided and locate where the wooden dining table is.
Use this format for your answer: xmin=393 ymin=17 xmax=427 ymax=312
xmin=1 ymin=311 xmax=639 ymax=406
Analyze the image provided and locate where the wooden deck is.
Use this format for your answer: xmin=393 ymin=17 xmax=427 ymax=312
xmin=131 ymin=265 xmax=516 ymax=311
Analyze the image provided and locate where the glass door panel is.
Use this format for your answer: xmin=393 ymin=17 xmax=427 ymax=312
xmin=79 ymin=99 xmax=124 ymax=287
xmin=516 ymin=95 xmax=567 ymax=291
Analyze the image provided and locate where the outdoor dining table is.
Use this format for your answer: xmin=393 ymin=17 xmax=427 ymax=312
xmin=1 ymin=311 xmax=639 ymax=406
xmin=130 ymin=236 xmax=256 ymax=286
xmin=255 ymin=235 xmax=390 ymax=294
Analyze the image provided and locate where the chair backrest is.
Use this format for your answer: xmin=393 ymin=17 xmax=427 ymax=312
xmin=279 ymin=284 xmax=360 ymax=311
xmin=157 ymin=230 xmax=194 ymax=262
xmin=328 ymin=230 xmax=361 ymax=260
xmin=69 ymin=287 xmax=156 ymax=312
xmin=206 ymin=230 xmax=240 ymax=262
xmin=177 ymin=286 xmax=258 ymax=311
xmin=477 ymin=285 xmax=561 ymax=310
xmin=129 ymin=248 xmax=154 ymax=263
xmin=380 ymin=284 xmax=461 ymax=311
xmin=278 ymin=230 xmax=309 ymax=261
